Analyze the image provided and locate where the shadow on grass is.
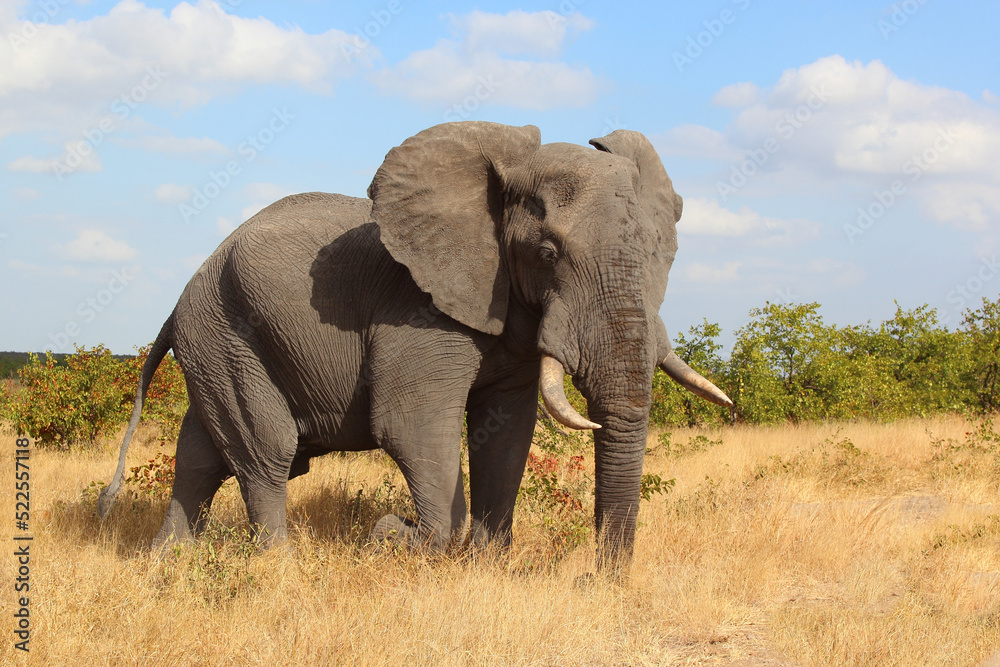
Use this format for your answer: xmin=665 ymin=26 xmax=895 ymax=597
xmin=49 ymin=492 xmax=167 ymax=557
xmin=48 ymin=468 xmax=419 ymax=559
xmin=287 ymin=473 xmax=417 ymax=546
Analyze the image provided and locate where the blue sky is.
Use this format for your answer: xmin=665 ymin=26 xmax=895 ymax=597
xmin=1 ymin=0 xmax=998 ymax=354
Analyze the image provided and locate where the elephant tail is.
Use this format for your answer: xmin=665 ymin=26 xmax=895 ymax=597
xmin=98 ymin=310 xmax=175 ymax=519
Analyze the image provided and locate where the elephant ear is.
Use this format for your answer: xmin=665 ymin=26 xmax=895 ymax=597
xmin=589 ymin=130 xmax=680 ymax=309
xmin=368 ymin=122 xmax=541 ymax=335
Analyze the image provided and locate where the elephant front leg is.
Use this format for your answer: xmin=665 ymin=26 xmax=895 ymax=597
xmin=466 ymin=383 xmax=538 ymax=550
xmin=368 ymin=390 xmax=472 ymax=553
xmin=370 ymin=459 xmax=467 ymax=552
xmin=370 ymin=439 xmax=468 ymax=553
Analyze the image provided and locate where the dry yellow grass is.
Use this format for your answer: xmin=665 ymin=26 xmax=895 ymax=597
xmin=2 ymin=415 xmax=999 ymax=665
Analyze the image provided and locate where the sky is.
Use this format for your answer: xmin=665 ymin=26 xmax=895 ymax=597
xmin=1 ymin=0 xmax=998 ymax=355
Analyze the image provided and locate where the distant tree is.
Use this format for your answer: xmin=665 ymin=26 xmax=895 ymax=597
xmin=962 ymin=295 xmax=1000 ymax=412
xmin=728 ymin=302 xmax=830 ymax=423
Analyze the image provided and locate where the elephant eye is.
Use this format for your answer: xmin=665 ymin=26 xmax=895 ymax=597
xmin=538 ymin=241 xmax=558 ymax=265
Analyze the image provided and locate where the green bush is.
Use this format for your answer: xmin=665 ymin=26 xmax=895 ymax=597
xmin=962 ymin=296 xmax=1000 ymax=412
xmin=3 ymin=344 xmax=187 ymax=449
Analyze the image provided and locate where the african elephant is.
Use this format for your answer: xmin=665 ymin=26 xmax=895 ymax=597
xmin=98 ymin=121 xmax=730 ymax=571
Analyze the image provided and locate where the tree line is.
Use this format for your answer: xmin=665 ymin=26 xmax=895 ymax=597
xmin=2 ymin=296 xmax=998 ymax=448
xmin=650 ymin=298 xmax=999 ymax=427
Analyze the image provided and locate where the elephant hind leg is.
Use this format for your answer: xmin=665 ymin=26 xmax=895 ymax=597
xmin=154 ymin=410 xmax=231 ymax=548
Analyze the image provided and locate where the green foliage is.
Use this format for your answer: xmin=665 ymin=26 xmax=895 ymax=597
xmin=4 ymin=346 xmax=134 ymax=448
xmin=962 ymin=296 xmax=1000 ymax=412
xmin=522 ymin=421 xmax=595 ymax=561
xmin=159 ymin=521 xmax=259 ymax=603
xmin=0 ymin=351 xmax=69 ymax=379
xmin=639 ymin=473 xmax=675 ymax=501
xmin=124 ymin=344 xmax=188 ymax=442
xmin=927 ymin=418 xmax=1000 ymax=483
xmin=754 ymin=434 xmax=889 ymax=489
xmin=712 ymin=299 xmax=995 ymax=426
xmin=2 ymin=344 xmax=188 ymax=449
xmin=650 ymin=320 xmax=730 ymax=427
xmin=729 ymin=302 xmax=832 ymax=423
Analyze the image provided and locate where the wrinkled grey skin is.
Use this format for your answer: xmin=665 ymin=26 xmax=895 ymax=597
xmin=99 ymin=121 xmax=705 ymax=571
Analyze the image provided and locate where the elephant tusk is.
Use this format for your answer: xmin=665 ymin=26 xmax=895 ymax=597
xmin=660 ymin=351 xmax=733 ymax=407
xmin=539 ymin=355 xmax=602 ymax=430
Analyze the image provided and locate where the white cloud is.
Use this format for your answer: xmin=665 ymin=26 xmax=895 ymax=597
xmin=243 ymin=182 xmax=294 ymax=204
xmin=217 ymin=216 xmax=239 ymax=236
xmin=181 ymin=254 xmax=209 ymax=272
xmin=678 ymin=197 xmax=820 ymax=244
xmin=683 ymin=261 xmax=742 ymax=284
xmin=656 ymin=125 xmax=742 ymax=161
xmin=917 ymin=182 xmax=1000 ymax=233
xmin=677 ymin=256 xmax=865 ymax=291
xmin=216 ymin=183 xmax=295 ymax=235
xmin=454 ymin=10 xmax=593 ymax=59
xmin=712 ymin=81 xmax=760 ymax=108
xmin=0 ymin=0 xmax=366 ymax=139
xmin=374 ymin=10 xmax=600 ymax=111
xmin=154 ymin=183 xmax=193 ymax=205
xmin=122 ymin=134 xmax=230 ymax=157
xmin=57 ymin=230 xmax=138 ymax=263
xmin=670 ymin=55 xmax=1000 ymax=234
xmin=7 ymin=141 xmax=103 ymax=175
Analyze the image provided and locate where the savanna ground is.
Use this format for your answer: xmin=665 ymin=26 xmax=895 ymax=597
xmin=2 ymin=415 xmax=999 ymax=666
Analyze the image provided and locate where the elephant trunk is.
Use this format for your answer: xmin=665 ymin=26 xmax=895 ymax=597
xmin=581 ymin=348 xmax=653 ymax=573
xmin=592 ymin=415 xmax=648 ymax=573
xmin=571 ymin=310 xmax=654 ymax=574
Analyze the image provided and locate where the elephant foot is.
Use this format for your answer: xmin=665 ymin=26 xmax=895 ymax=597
xmin=252 ymin=523 xmax=289 ymax=549
xmin=150 ymin=528 xmax=195 ymax=559
xmin=370 ymin=514 xmax=468 ymax=554
xmin=370 ymin=514 xmax=419 ymax=546
xmin=464 ymin=521 xmax=510 ymax=564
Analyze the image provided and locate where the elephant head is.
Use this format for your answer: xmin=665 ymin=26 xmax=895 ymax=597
xmin=368 ymin=121 xmax=730 ymax=569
